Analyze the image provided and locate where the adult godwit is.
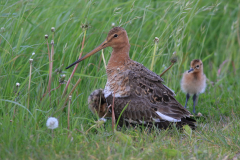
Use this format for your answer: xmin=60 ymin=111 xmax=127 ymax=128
xmin=181 ymin=59 xmax=206 ymax=114
xmin=66 ymin=27 xmax=196 ymax=129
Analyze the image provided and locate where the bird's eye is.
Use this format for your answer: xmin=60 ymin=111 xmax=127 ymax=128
xmin=196 ymin=65 xmax=199 ymax=68
xmin=114 ymin=34 xmax=118 ymax=38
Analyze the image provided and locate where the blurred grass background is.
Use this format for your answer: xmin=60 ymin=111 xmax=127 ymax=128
xmin=0 ymin=0 xmax=240 ymax=159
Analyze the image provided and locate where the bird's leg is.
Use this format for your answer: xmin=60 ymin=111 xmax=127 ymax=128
xmin=112 ymin=92 xmax=116 ymax=132
xmin=193 ymin=94 xmax=197 ymax=114
xmin=184 ymin=93 xmax=190 ymax=108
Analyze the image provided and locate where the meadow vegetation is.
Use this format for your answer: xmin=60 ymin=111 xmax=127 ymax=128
xmin=0 ymin=0 xmax=240 ymax=159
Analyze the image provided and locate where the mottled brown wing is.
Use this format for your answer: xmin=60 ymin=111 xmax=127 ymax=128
xmin=127 ymin=61 xmax=176 ymax=96
xmin=106 ymin=61 xmax=195 ymax=129
xmin=129 ymin=61 xmax=190 ymax=115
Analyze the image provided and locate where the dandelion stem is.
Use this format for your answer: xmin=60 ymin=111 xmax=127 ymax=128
xmin=159 ymin=63 xmax=174 ymax=77
xmin=14 ymin=83 xmax=20 ymax=119
xmin=159 ymin=51 xmax=177 ymax=77
xmin=62 ymin=29 xmax=86 ymax=97
xmin=46 ymin=38 xmax=50 ymax=62
xmin=150 ymin=42 xmax=157 ymax=71
xmin=47 ymin=41 xmax=54 ymax=93
xmin=28 ymin=59 xmax=33 ymax=112
xmin=68 ymin=95 xmax=72 ymax=130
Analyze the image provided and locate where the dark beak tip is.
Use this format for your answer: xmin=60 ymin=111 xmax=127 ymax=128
xmin=65 ymin=64 xmax=74 ymax=69
xmin=65 ymin=40 xmax=107 ymax=70
xmin=65 ymin=59 xmax=82 ymax=69
xmin=188 ymin=68 xmax=194 ymax=73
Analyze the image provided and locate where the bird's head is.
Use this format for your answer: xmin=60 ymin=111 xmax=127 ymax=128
xmin=66 ymin=27 xmax=129 ymax=69
xmin=188 ymin=59 xmax=203 ymax=73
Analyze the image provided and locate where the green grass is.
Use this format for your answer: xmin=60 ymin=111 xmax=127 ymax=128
xmin=1 ymin=0 xmax=240 ymax=159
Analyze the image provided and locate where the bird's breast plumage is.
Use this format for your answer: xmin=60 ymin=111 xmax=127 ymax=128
xmin=181 ymin=71 xmax=207 ymax=95
xmin=104 ymin=65 xmax=131 ymax=98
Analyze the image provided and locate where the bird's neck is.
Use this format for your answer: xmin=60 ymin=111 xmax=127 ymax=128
xmin=192 ymin=70 xmax=203 ymax=79
xmin=107 ymin=44 xmax=131 ymax=70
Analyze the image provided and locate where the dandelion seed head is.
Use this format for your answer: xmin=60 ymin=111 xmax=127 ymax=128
xmin=16 ymin=82 xmax=20 ymax=87
xmin=46 ymin=117 xmax=58 ymax=129
xmin=154 ymin=37 xmax=159 ymax=43
xmin=51 ymin=40 xmax=54 ymax=45
xmin=111 ymin=23 xmax=115 ymax=27
xmin=170 ymin=52 xmax=178 ymax=63
xmin=59 ymin=74 xmax=66 ymax=84
xmin=51 ymin=27 xmax=55 ymax=32
xmin=45 ymin=34 xmax=48 ymax=39
xmin=29 ymin=59 xmax=33 ymax=63
xmin=32 ymin=52 xmax=35 ymax=56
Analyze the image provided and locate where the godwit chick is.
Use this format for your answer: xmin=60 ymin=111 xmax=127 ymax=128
xmin=181 ymin=59 xmax=206 ymax=114
xmin=88 ymin=89 xmax=111 ymax=119
xmin=66 ymin=27 xmax=196 ymax=129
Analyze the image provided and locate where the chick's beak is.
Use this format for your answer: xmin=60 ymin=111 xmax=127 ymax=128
xmin=188 ymin=68 xmax=194 ymax=73
xmin=66 ymin=40 xmax=108 ymax=69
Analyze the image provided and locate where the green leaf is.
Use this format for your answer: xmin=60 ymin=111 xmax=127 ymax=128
xmin=115 ymin=103 xmax=129 ymax=129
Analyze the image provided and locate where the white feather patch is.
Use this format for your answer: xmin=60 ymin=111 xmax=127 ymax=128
xmin=103 ymin=82 xmax=112 ymax=98
xmin=124 ymin=119 xmax=138 ymax=124
xmin=152 ymin=118 xmax=161 ymax=122
xmin=156 ymin=111 xmax=181 ymax=122
xmin=139 ymin=120 xmax=146 ymax=124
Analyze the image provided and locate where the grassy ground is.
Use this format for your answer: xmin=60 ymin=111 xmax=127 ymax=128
xmin=1 ymin=0 xmax=240 ymax=159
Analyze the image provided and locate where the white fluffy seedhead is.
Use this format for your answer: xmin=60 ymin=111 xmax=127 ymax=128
xmin=46 ymin=117 xmax=59 ymax=129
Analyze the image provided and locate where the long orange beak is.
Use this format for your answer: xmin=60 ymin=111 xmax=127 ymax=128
xmin=66 ymin=40 xmax=108 ymax=69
